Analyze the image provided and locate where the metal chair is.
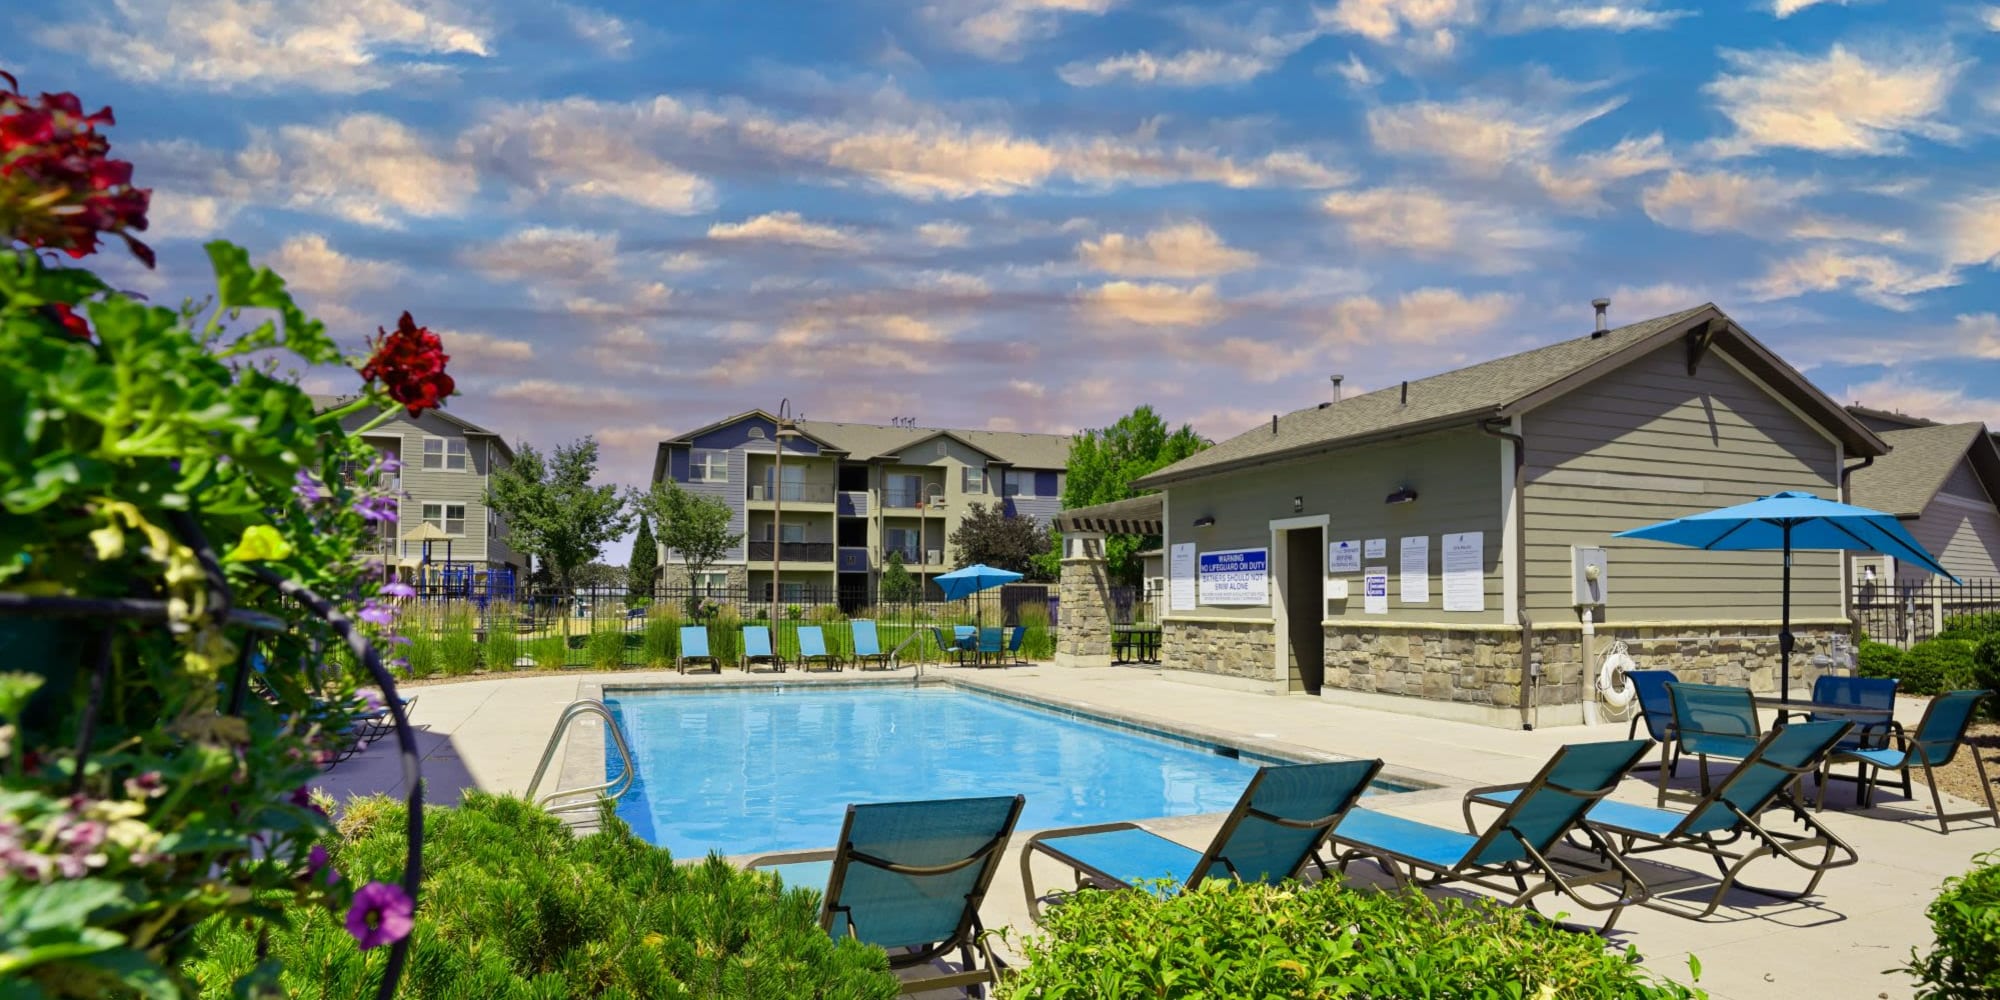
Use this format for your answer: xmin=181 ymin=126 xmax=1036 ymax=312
xmin=1818 ymin=690 xmax=1997 ymax=833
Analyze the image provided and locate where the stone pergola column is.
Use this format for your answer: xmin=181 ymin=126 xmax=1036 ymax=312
xmin=1056 ymin=532 xmax=1113 ymax=667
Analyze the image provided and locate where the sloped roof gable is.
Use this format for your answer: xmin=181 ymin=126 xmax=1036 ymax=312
xmin=1850 ymin=422 xmax=2000 ymax=516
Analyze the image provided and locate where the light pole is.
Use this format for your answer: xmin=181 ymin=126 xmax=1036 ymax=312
xmin=771 ymin=399 xmax=797 ymax=623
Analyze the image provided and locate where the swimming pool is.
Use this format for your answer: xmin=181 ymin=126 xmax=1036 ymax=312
xmin=603 ymin=684 xmax=1357 ymax=857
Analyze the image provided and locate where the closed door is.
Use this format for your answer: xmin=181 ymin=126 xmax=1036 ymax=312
xmin=1286 ymin=527 xmax=1325 ymax=694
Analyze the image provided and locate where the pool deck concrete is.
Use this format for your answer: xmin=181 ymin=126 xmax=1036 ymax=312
xmin=320 ymin=663 xmax=2000 ymax=1000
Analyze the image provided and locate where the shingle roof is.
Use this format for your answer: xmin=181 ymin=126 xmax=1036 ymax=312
xmin=1134 ymin=304 xmax=1885 ymax=488
xmin=794 ymin=421 xmax=1071 ymax=468
xmin=1849 ymin=423 xmax=1991 ymax=517
xmin=309 ymin=394 xmax=511 ymax=458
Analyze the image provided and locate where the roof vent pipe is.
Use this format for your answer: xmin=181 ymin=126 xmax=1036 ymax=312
xmin=1591 ymin=297 xmax=1611 ymax=337
xmin=1400 ymin=380 xmax=1408 ymax=406
xmin=1272 ymin=414 xmax=1279 ymax=435
xmin=1330 ymin=374 xmax=1344 ymax=403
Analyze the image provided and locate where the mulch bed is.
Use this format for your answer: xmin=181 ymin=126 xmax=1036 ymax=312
xmin=1919 ymin=721 xmax=2000 ymax=806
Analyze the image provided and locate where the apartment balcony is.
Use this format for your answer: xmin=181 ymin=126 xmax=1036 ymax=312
xmin=837 ymin=490 xmax=869 ymax=517
xmin=879 ymin=545 xmax=945 ymax=569
xmin=882 ymin=486 xmax=944 ymax=510
xmin=746 ymin=482 xmax=836 ymax=507
xmin=836 ymin=546 xmax=871 ymax=573
xmin=746 ymin=540 xmax=836 ymax=564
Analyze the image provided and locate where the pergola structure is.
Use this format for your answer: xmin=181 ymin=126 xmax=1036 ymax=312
xmin=1054 ymin=494 xmax=1163 ymax=666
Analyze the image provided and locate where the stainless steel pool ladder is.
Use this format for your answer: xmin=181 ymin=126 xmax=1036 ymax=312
xmin=524 ymin=699 xmax=638 ymax=818
xmin=889 ymin=629 xmax=925 ymax=680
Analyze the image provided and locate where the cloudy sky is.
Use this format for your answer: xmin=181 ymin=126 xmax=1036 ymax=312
xmin=10 ymin=0 xmax=2000 ymax=507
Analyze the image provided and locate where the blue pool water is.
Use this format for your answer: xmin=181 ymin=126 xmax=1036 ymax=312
xmin=604 ymin=685 xmax=1288 ymax=857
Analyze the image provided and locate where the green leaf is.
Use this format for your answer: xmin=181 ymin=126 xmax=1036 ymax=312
xmin=0 ymin=878 xmax=129 ymax=937
xmin=80 ymin=948 xmax=180 ymax=1000
xmin=224 ymin=524 xmax=295 ymax=563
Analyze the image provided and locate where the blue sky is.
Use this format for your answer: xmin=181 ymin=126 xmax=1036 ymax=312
xmin=9 ymin=0 xmax=2000 ymax=500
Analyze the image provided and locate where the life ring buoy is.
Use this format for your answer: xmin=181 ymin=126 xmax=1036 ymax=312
xmin=1598 ymin=641 xmax=1638 ymax=709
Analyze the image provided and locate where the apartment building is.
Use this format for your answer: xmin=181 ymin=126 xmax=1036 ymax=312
xmin=315 ymin=396 xmax=526 ymax=586
xmin=648 ymin=411 xmax=1071 ymax=604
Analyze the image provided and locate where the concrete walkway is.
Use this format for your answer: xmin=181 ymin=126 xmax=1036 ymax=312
xmin=320 ymin=664 xmax=2000 ymax=1000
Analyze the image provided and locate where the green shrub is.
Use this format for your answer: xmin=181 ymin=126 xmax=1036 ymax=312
xmin=1939 ymin=612 xmax=2000 ymax=644
xmin=1975 ymin=637 xmax=2000 ymax=719
xmin=482 ymin=601 xmax=522 ymax=671
xmin=998 ymin=878 xmax=1704 ymax=1000
xmin=402 ymin=615 xmax=441 ymax=678
xmin=527 ymin=634 xmax=570 ymax=670
xmin=1904 ymin=849 xmax=2000 ymax=999
xmin=643 ymin=607 xmax=682 ymax=667
xmin=587 ymin=625 xmax=628 ymax=670
xmin=188 ymin=793 xmax=899 ymax=999
xmin=710 ymin=606 xmax=744 ymax=666
xmin=439 ymin=604 xmax=481 ymax=677
xmin=1857 ymin=640 xmax=1907 ymax=681
xmin=1017 ymin=602 xmax=1054 ymax=660
xmin=1904 ymin=639 xmax=1981 ymax=696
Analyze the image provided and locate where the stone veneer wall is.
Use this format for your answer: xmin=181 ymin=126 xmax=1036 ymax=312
xmin=1056 ymin=540 xmax=1113 ymax=665
xmin=1162 ymin=620 xmax=1276 ymax=683
xmin=1324 ymin=626 xmax=1525 ymax=708
xmin=1319 ymin=621 xmax=1852 ymax=713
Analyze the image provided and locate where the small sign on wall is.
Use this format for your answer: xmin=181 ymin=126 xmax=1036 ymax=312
xmin=1198 ymin=548 xmax=1270 ymax=606
xmin=1363 ymin=566 xmax=1389 ymax=614
xmin=1364 ymin=538 xmax=1386 ymax=559
xmin=1400 ymin=536 xmax=1430 ymax=604
xmin=1330 ymin=539 xmax=1361 ymax=574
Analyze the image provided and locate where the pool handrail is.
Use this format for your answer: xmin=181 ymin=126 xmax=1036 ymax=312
xmin=524 ymin=698 xmax=639 ymax=818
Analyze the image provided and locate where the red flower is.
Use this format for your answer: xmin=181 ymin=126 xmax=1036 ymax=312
xmin=0 ymin=72 xmax=151 ymax=267
xmin=47 ymin=302 xmax=90 ymax=339
xmin=361 ymin=312 xmax=455 ymax=416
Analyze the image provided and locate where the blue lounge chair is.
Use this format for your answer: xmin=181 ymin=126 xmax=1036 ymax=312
xmin=678 ymin=626 xmax=718 ymax=674
xmin=742 ymin=625 xmax=784 ymax=673
xmin=1818 ymin=689 xmax=1998 ymax=833
xmin=1019 ymin=759 xmax=1383 ymax=921
xmin=1622 ymin=669 xmax=1678 ymax=773
xmin=1472 ymin=721 xmax=1857 ymax=919
xmin=1661 ymin=682 xmax=1761 ymax=803
xmin=1328 ymin=740 xmax=1654 ymax=932
xmin=851 ymin=619 xmax=891 ymax=670
xmin=1803 ymin=675 xmax=1899 ymax=749
xmin=973 ymin=627 xmax=1005 ymax=668
xmin=796 ymin=625 xmax=840 ymax=672
xmin=1005 ymin=625 xmax=1026 ymax=665
xmin=749 ymin=795 xmax=1026 ymax=997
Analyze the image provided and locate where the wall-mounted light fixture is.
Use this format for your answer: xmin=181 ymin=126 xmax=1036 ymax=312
xmin=1291 ymin=495 xmax=1304 ymax=513
xmin=1192 ymin=515 xmax=1216 ymax=528
xmin=1384 ymin=486 xmax=1419 ymax=505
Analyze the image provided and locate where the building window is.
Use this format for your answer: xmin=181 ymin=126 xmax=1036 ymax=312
xmin=764 ymin=522 xmax=806 ymax=542
xmin=423 ymin=437 xmax=467 ymax=471
xmin=935 ymin=440 xmax=948 ymax=456
xmin=422 ymin=503 xmax=466 ymax=535
xmin=963 ymin=467 xmax=985 ymax=494
xmin=690 ymin=449 xmax=728 ymax=482
xmin=693 ymin=571 xmax=728 ymax=595
xmin=1002 ymin=470 xmax=1023 ymax=497
xmin=487 ymin=507 xmax=503 ymax=539
xmin=765 ymin=581 xmax=807 ymax=602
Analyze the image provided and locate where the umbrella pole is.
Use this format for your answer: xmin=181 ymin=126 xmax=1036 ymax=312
xmin=1780 ymin=521 xmax=1793 ymax=701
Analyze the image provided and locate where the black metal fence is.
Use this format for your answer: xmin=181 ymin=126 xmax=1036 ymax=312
xmin=1852 ymin=578 xmax=2000 ymax=647
xmin=366 ymin=582 xmax=1059 ymax=675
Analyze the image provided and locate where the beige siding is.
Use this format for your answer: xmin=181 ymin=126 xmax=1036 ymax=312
xmin=363 ymin=412 xmax=508 ymax=566
xmin=1942 ymin=458 xmax=1989 ymax=503
xmin=1904 ymin=497 xmax=2000 ymax=582
xmin=1164 ymin=429 xmax=1505 ymax=624
xmin=1522 ymin=348 xmax=1842 ymax=621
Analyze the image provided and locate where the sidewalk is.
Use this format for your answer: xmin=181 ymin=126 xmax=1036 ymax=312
xmin=318 ymin=664 xmax=2000 ymax=1000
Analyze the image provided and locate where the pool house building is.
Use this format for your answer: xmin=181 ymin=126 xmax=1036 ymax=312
xmin=1057 ymin=304 xmax=1893 ymax=728
xmin=648 ymin=411 xmax=1070 ymax=606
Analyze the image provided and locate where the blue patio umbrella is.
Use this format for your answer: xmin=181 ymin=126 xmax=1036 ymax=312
xmin=1614 ymin=491 xmax=1961 ymax=699
xmin=932 ymin=563 xmax=1024 ymax=602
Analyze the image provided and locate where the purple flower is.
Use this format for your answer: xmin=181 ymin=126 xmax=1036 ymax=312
xmin=294 ymin=469 xmax=327 ymax=505
xmin=304 ymin=844 xmax=341 ymax=886
xmin=353 ymin=496 xmax=398 ymax=523
xmin=290 ymin=785 xmax=327 ymax=816
xmin=357 ymin=600 xmax=397 ymax=627
xmin=346 ymin=881 xmax=414 ymax=950
xmin=379 ymin=582 xmax=415 ymax=598
xmin=371 ymin=453 xmax=402 ymax=477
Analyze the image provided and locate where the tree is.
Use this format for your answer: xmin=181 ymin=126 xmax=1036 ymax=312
xmin=486 ymin=437 xmax=632 ymax=592
xmin=572 ymin=561 xmax=625 ymax=589
xmin=878 ymin=550 xmax=919 ymax=604
xmin=950 ymin=501 xmax=1054 ymax=581
xmin=630 ymin=481 xmax=743 ymax=614
xmin=1041 ymin=405 xmax=1209 ymax=585
xmin=628 ymin=515 xmax=659 ymax=599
